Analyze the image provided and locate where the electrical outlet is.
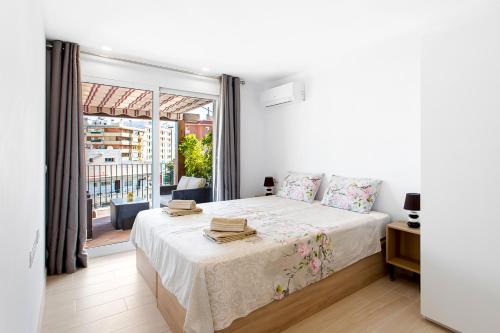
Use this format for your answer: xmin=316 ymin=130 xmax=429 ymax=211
xmin=29 ymin=229 xmax=40 ymax=269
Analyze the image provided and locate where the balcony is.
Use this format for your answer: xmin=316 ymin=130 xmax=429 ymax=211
xmin=86 ymin=132 xmax=104 ymax=137
xmin=86 ymin=161 xmax=173 ymax=209
xmin=88 ymin=138 xmax=104 ymax=143
xmin=86 ymin=161 xmax=174 ymax=248
xmin=104 ymin=139 xmax=131 ymax=145
xmin=104 ymin=131 xmax=131 ymax=138
xmin=88 ymin=129 xmax=104 ymax=135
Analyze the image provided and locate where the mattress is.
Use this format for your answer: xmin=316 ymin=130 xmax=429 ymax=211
xmin=130 ymin=195 xmax=390 ymax=333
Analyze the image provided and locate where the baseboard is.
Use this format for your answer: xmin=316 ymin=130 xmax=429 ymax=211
xmin=37 ymin=269 xmax=47 ymax=333
xmin=422 ymin=315 xmax=460 ymax=333
xmin=87 ymin=240 xmax=135 ymax=258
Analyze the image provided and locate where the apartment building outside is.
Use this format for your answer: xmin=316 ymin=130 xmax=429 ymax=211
xmin=183 ymin=112 xmax=213 ymax=140
xmin=86 ymin=148 xmax=123 ymax=165
xmin=143 ymin=123 xmax=174 ymax=162
xmin=185 ymin=119 xmax=212 ymax=140
xmin=84 ymin=118 xmax=144 ymax=161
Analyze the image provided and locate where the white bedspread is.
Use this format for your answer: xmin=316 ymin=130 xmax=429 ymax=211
xmin=130 ymin=196 xmax=390 ymax=333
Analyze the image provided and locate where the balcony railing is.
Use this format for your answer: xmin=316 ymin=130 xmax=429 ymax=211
xmin=86 ymin=162 xmax=174 ymax=209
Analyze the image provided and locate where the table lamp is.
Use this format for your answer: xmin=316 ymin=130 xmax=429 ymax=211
xmin=264 ymin=177 xmax=275 ymax=196
xmin=404 ymin=193 xmax=420 ymax=228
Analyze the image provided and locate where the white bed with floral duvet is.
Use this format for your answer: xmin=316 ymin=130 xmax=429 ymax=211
xmin=130 ymin=195 xmax=390 ymax=333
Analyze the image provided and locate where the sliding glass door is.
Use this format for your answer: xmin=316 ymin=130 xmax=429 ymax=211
xmin=80 ymin=78 xmax=218 ymax=248
xmin=81 ymin=81 xmax=154 ymax=248
xmin=156 ymin=88 xmax=216 ymax=207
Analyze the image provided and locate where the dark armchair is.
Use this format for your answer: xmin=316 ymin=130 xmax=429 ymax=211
xmin=160 ymin=185 xmax=213 ymax=207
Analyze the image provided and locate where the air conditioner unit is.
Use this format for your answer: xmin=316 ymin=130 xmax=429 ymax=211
xmin=261 ymin=81 xmax=305 ymax=107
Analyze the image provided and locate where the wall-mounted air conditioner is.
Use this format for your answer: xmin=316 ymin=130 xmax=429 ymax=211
xmin=261 ymin=81 xmax=305 ymax=107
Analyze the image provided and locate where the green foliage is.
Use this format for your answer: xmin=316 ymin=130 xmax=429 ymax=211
xmin=164 ymin=160 xmax=175 ymax=184
xmin=178 ymin=132 xmax=213 ymax=182
xmin=166 ymin=160 xmax=174 ymax=172
xmin=202 ymin=132 xmax=213 ymax=180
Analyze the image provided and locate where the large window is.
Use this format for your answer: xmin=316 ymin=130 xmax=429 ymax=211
xmin=82 ymin=82 xmax=216 ymax=248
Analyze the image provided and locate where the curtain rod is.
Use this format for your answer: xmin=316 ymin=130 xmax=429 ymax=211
xmin=46 ymin=42 xmax=245 ymax=84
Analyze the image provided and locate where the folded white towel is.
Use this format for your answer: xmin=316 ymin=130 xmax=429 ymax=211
xmin=168 ymin=200 xmax=196 ymax=210
xmin=210 ymin=217 xmax=247 ymax=232
xmin=203 ymin=227 xmax=257 ymax=244
xmin=163 ymin=207 xmax=203 ymax=217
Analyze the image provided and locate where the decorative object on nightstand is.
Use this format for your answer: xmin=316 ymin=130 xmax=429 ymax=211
xmin=264 ymin=177 xmax=275 ymax=196
xmin=404 ymin=193 xmax=420 ymax=228
xmin=386 ymin=221 xmax=420 ymax=281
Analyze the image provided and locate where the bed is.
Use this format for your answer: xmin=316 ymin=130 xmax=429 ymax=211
xmin=130 ymin=195 xmax=390 ymax=333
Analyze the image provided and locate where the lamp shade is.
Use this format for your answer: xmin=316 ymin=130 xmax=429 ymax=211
xmin=264 ymin=177 xmax=275 ymax=187
xmin=404 ymin=193 xmax=420 ymax=211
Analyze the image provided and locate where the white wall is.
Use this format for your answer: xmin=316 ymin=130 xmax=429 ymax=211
xmin=240 ymin=81 xmax=267 ymax=198
xmin=421 ymin=4 xmax=500 ymax=332
xmin=81 ymin=54 xmax=220 ymax=96
xmin=0 ymin=0 xmax=46 ymax=332
xmin=261 ymin=36 xmax=421 ymax=219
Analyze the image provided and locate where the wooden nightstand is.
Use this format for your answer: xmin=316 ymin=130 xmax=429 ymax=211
xmin=386 ymin=221 xmax=420 ymax=280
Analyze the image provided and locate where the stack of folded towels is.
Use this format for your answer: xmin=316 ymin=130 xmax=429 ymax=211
xmin=163 ymin=200 xmax=203 ymax=217
xmin=203 ymin=217 xmax=256 ymax=243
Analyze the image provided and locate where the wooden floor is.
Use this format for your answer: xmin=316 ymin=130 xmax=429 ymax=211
xmin=283 ymin=277 xmax=448 ymax=333
xmin=43 ymin=251 xmax=449 ymax=333
xmin=85 ymin=216 xmax=131 ymax=249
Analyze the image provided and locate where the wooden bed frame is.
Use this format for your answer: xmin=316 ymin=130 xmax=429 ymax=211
xmin=136 ymin=240 xmax=386 ymax=333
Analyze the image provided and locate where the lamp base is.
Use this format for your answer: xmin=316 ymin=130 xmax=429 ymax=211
xmin=407 ymin=221 xmax=420 ymax=228
xmin=407 ymin=211 xmax=420 ymax=228
xmin=265 ymin=187 xmax=273 ymax=196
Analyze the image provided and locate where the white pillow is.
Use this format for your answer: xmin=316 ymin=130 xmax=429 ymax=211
xmin=187 ymin=177 xmax=206 ymax=189
xmin=177 ymin=176 xmax=192 ymax=190
xmin=321 ymin=175 xmax=381 ymax=213
xmin=276 ymin=172 xmax=323 ymax=203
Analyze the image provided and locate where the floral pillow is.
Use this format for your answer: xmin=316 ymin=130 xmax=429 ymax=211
xmin=277 ymin=172 xmax=323 ymax=203
xmin=321 ymin=175 xmax=381 ymax=213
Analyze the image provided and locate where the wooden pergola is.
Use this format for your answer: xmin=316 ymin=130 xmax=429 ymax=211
xmin=82 ymin=82 xmax=212 ymax=120
xmin=81 ymin=82 xmax=213 ymax=181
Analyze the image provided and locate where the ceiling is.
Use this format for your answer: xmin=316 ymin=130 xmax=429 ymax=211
xmin=82 ymin=82 xmax=212 ymax=120
xmin=43 ymin=0 xmax=489 ymax=81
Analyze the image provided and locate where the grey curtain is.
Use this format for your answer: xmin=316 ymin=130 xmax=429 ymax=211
xmin=46 ymin=41 xmax=87 ymax=274
xmin=214 ymin=74 xmax=241 ymax=201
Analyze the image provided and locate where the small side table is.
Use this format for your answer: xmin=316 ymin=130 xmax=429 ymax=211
xmin=110 ymin=197 xmax=149 ymax=230
xmin=386 ymin=221 xmax=420 ymax=280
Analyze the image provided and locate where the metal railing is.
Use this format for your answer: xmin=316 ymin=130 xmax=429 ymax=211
xmin=86 ymin=162 xmax=174 ymax=208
